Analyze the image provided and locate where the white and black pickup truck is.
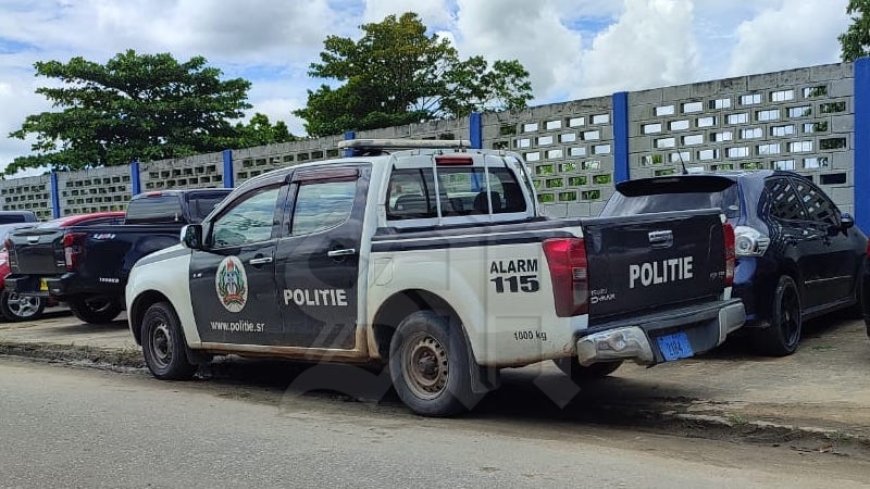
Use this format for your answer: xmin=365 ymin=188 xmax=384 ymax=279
xmin=126 ymin=139 xmax=745 ymax=416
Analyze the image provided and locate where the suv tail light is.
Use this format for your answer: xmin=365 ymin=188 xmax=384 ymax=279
xmin=542 ymin=238 xmax=589 ymax=317
xmin=63 ymin=232 xmax=87 ymax=272
xmin=723 ymin=223 xmax=735 ymax=287
xmin=734 ymin=226 xmax=770 ymax=257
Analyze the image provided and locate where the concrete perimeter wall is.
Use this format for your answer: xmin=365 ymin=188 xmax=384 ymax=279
xmin=2 ymin=60 xmax=867 ymax=229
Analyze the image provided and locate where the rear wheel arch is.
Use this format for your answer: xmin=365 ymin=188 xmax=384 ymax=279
xmin=371 ymin=289 xmax=471 ymax=362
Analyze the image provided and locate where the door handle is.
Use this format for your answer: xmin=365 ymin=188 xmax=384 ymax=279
xmin=249 ymin=256 xmax=273 ymax=265
xmin=327 ymin=248 xmax=356 ymax=258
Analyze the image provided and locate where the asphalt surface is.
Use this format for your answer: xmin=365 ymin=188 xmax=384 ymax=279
xmin=1 ymin=358 xmax=868 ymax=489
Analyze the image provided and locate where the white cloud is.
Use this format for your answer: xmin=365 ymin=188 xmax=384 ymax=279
xmin=0 ymin=0 xmax=857 ymax=171
xmin=579 ymin=0 xmax=699 ymax=97
xmin=362 ymin=0 xmax=454 ymax=27
xmin=454 ymin=0 xmax=585 ymax=101
xmin=727 ymin=0 xmax=850 ymax=76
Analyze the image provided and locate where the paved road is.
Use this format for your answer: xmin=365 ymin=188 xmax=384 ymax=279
xmin=0 ymin=358 xmax=868 ymax=489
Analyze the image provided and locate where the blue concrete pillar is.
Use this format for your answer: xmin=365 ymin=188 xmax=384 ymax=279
xmin=612 ymin=91 xmax=630 ymax=183
xmin=343 ymin=131 xmax=356 ymax=157
xmin=49 ymin=171 xmax=60 ymax=218
xmin=469 ymin=112 xmax=483 ymax=149
xmin=222 ymin=149 xmax=234 ymax=188
xmin=130 ymin=159 xmax=141 ymax=196
xmin=855 ymin=58 xmax=870 ymax=233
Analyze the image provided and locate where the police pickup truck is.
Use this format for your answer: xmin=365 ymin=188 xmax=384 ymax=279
xmin=126 ymin=139 xmax=745 ymax=416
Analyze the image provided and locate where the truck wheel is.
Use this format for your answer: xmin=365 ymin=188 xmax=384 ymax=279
xmin=68 ymin=296 xmax=122 ymax=324
xmin=555 ymin=358 xmax=623 ymax=383
xmin=389 ymin=311 xmax=481 ymax=417
xmin=752 ymin=275 xmax=801 ymax=356
xmin=0 ymin=291 xmax=45 ymax=322
xmin=141 ymin=302 xmax=197 ymax=380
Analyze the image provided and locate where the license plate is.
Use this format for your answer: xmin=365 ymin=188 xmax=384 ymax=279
xmin=656 ymin=332 xmax=694 ymax=362
xmin=39 ymin=279 xmax=48 ymax=292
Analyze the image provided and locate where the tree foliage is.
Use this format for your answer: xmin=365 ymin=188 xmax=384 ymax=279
xmin=294 ymin=12 xmax=533 ymax=137
xmin=840 ymin=0 xmax=870 ymax=61
xmin=8 ymin=50 xmax=256 ymax=174
xmin=233 ymin=113 xmax=295 ymax=148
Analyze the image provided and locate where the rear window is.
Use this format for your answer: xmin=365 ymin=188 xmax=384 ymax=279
xmin=601 ymin=178 xmax=740 ymax=219
xmin=387 ymin=166 xmax=526 ymax=220
xmin=186 ymin=192 xmax=229 ymax=223
xmin=0 ymin=214 xmax=31 ymax=224
xmin=125 ymin=195 xmax=184 ymax=224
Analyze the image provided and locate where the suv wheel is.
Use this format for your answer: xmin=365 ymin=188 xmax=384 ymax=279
xmin=752 ymin=275 xmax=802 ymax=356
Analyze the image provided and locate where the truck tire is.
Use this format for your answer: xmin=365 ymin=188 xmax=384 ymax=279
xmin=389 ymin=311 xmax=482 ymax=417
xmin=751 ymin=275 xmax=801 ymax=356
xmin=141 ymin=302 xmax=197 ymax=380
xmin=555 ymin=358 xmax=623 ymax=383
xmin=68 ymin=296 xmax=123 ymax=324
xmin=0 ymin=291 xmax=45 ymax=322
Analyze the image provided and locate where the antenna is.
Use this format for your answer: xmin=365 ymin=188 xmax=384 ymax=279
xmin=676 ymin=150 xmax=689 ymax=175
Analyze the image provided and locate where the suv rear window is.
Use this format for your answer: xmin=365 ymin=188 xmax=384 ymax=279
xmin=601 ymin=177 xmax=740 ymax=219
xmin=387 ymin=166 xmax=526 ymax=220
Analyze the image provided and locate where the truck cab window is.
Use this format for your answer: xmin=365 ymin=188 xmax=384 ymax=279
xmin=291 ymin=180 xmax=357 ymax=236
xmin=386 ymin=165 xmax=526 ymax=220
xmin=211 ymin=187 xmax=281 ymax=248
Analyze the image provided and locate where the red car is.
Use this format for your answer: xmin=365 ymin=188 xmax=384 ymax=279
xmin=0 ymin=212 xmax=125 ymax=321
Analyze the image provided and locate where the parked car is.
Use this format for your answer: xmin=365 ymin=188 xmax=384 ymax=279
xmin=601 ymin=171 xmax=868 ymax=356
xmin=0 ymin=212 xmax=125 ymax=321
xmin=6 ymin=190 xmax=231 ymax=324
xmin=0 ymin=211 xmax=37 ymax=224
xmin=126 ymin=139 xmax=743 ymax=416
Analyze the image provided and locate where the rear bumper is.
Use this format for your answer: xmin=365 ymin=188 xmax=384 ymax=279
xmin=576 ymin=299 xmax=745 ymax=366
xmin=5 ymin=273 xmax=116 ymax=300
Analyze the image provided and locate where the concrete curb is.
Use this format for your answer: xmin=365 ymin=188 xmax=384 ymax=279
xmin=0 ymin=340 xmax=144 ymax=370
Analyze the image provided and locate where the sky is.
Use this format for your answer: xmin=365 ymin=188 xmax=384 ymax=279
xmin=0 ymin=0 xmax=854 ymax=173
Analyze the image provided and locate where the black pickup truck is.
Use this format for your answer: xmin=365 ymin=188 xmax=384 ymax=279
xmin=6 ymin=189 xmax=230 ymax=323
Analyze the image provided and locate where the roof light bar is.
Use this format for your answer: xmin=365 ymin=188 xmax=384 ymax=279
xmin=337 ymin=139 xmax=472 ymax=150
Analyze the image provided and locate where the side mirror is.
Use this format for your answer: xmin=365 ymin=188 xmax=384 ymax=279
xmin=841 ymin=213 xmax=855 ymax=230
xmin=180 ymin=224 xmax=203 ymax=250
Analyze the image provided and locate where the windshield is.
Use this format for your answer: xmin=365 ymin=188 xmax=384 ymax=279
xmin=601 ymin=185 xmax=740 ymax=219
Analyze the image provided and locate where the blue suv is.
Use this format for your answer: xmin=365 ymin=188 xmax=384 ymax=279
xmin=601 ymin=171 xmax=868 ymax=356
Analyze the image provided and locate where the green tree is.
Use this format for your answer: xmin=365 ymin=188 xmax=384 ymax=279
xmin=295 ymin=12 xmax=533 ymax=137
xmin=840 ymin=0 xmax=870 ymax=61
xmin=233 ymin=113 xmax=296 ymax=148
xmin=7 ymin=50 xmax=252 ymax=174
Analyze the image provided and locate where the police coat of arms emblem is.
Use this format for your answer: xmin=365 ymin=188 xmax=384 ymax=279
xmin=215 ymin=256 xmax=248 ymax=312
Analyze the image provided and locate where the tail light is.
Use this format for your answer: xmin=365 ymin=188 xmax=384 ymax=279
xmin=63 ymin=232 xmax=87 ymax=272
xmin=542 ymin=238 xmax=589 ymax=317
xmin=734 ymin=226 xmax=770 ymax=257
xmin=723 ymin=223 xmax=735 ymax=287
xmin=435 ymin=155 xmax=473 ymax=165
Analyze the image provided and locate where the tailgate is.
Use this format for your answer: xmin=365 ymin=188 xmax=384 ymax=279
xmin=8 ymin=228 xmax=65 ymax=275
xmin=583 ymin=209 xmax=726 ymax=322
